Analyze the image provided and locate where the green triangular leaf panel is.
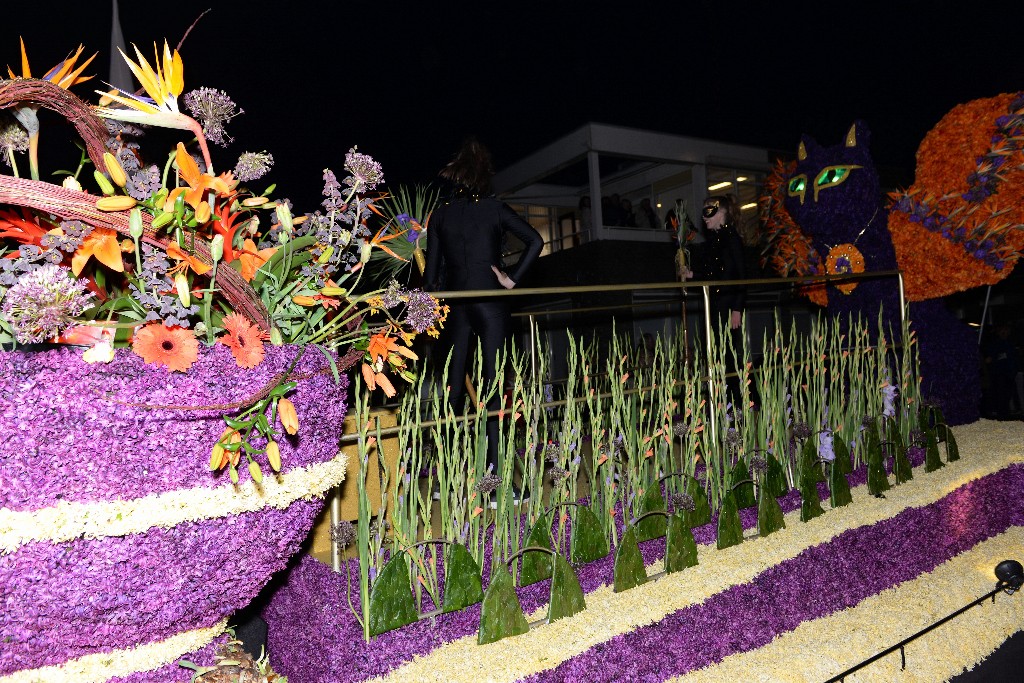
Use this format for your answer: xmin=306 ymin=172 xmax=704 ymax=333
xmin=924 ymin=428 xmax=944 ymax=473
xmin=547 ymin=554 xmax=586 ymax=623
xmin=368 ymin=554 xmax=419 ymax=637
xmin=765 ymin=452 xmax=790 ymax=498
xmin=865 ymin=421 xmax=891 ymax=495
xmin=716 ymin=491 xmax=744 ymax=550
xmin=917 ymin=404 xmax=933 ymax=432
xmin=442 ymin=543 xmax=484 ymax=614
xmin=942 ymin=426 xmax=960 ymax=462
xmin=477 ymin=563 xmax=530 ymax=645
xmin=570 ymin=505 xmax=610 ymax=564
xmin=828 ymin=463 xmax=853 ymax=509
xmin=730 ymin=459 xmax=756 ymax=509
xmin=519 ymin=513 xmax=553 ymax=587
xmin=833 ymin=434 xmax=853 ymax=475
xmin=799 ymin=448 xmax=826 ymax=523
xmin=613 ymin=525 xmax=648 ymax=593
xmin=756 ymin=487 xmax=786 ymax=538
xmin=635 ymin=485 xmax=667 ymax=542
xmin=890 ymin=429 xmax=914 ymax=485
xmin=685 ymin=475 xmax=712 ymax=527
xmin=665 ymin=512 xmax=698 ymax=573
xmin=933 ymin=408 xmax=948 ymax=440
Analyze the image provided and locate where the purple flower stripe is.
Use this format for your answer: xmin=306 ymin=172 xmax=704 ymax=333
xmin=0 ymin=499 xmax=322 ymax=676
xmin=525 ymin=465 xmax=1024 ymax=683
xmin=0 ymin=345 xmax=348 ymax=512
xmin=263 ymin=450 xmax=929 ymax=682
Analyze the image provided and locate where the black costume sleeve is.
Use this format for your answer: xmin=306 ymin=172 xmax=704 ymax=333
xmin=422 ymin=206 xmax=444 ymax=292
xmin=723 ymin=226 xmax=746 ymax=312
xmin=499 ymin=202 xmax=543 ymax=285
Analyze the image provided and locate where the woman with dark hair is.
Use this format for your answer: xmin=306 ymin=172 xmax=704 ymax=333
xmin=424 ymin=138 xmax=544 ymax=474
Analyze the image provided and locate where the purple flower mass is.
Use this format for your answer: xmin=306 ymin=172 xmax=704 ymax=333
xmin=0 ymin=344 xmax=348 ymax=512
xmin=0 ymin=345 xmax=349 ymax=680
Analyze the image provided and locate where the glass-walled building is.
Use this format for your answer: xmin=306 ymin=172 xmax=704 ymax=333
xmin=492 ymin=123 xmax=771 ymax=257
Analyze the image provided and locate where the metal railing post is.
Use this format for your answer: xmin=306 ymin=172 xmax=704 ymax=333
xmin=702 ymin=285 xmax=717 ymax=446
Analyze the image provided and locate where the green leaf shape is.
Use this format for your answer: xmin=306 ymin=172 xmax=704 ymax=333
xmin=756 ymin=486 xmax=787 ymax=537
xmin=828 ymin=463 xmax=853 ymax=509
xmin=634 ymin=484 xmax=667 ymax=542
xmin=865 ymin=420 xmax=891 ymax=494
xmin=547 ymin=554 xmax=586 ymax=623
xmin=477 ymin=563 xmax=530 ymax=645
xmin=442 ymin=543 xmax=483 ymax=614
xmin=765 ymin=451 xmax=790 ymax=498
xmin=833 ymin=434 xmax=853 ymax=475
xmin=716 ymin=491 xmax=744 ymax=550
xmin=799 ymin=439 xmax=826 ymax=522
xmin=613 ymin=525 xmax=648 ymax=593
xmin=570 ymin=505 xmax=610 ymax=564
xmin=941 ymin=425 xmax=960 ymax=462
xmin=665 ymin=511 xmax=698 ymax=573
xmin=685 ymin=475 xmax=712 ymax=527
xmin=730 ymin=459 xmax=756 ymax=509
xmin=519 ymin=513 xmax=553 ymax=587
xmin=890 ymin=427 xmax=914 ymax=485
xmin=924 ymin=428 xmax=944 ymax=473
xmin=368 ymin=554 xmax=419 ymax=637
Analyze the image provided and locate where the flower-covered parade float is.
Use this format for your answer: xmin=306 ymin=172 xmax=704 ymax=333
xmin=0 ymin=40 xmax=441 ymax=682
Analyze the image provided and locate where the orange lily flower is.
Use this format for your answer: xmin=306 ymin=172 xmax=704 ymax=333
xmin=71 ymin=227 xmax=123 ymax=275
xmin=278 ymin=398 xmax=299 ymax=435
xmin=237 ymin=238 xmax=277 ymax=281
xmin=166 ymin=242 xmax=212 ymax=276
xmin=173 ymin=142 xmax=235 ymax=211
xmin=366 ymin=331 xmax=402 ymax=365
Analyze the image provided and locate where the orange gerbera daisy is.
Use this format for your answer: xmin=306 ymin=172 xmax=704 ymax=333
xmin=132 ymin=323 xmax=199 ymax=372
xmin=219 ymin=312 xmax=266 ymax=368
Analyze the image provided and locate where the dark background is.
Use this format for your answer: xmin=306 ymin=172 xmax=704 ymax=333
xmin=6 ymin=2 xmax=1023 ymax=210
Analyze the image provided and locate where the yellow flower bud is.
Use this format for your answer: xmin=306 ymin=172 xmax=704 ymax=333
xmin=62 ymin=176 xmax=83 ymax=192
xmin=195 ymin=200 xmax=212 ymax=224
xmin=248 ymin=460 xmax=264 ymax=485
xmin=266 ymin=440 xmax=282 ymax=472
xmin=319 ymin=286 xmax=347 ymax=297
xmin=278 ymin=398 xmax=299 ymax=435
xmin=275 ymin=203 xmax=293 ymax=232
xmin=242 ymin=196 xmax=269 ymax=207
xmin=103 ymin=152 xmax=127 ymax=188
xmin=151 ymin=212 xmax=174 ymax=230
xmin=292 ymin=295 xmax=316 ymax=307
xmin=174 ymin=272 xmax=191 ymax=308
xmin=270 ymin=327 xmax=284 ymax=346
xmin=95 ymin=196 xmax=137 ymax=212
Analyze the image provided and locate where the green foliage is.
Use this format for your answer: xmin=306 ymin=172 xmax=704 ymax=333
xmin=368 ymin=554 xmax=418 ymax=637
xmin=478 ymin=563 xmax=530 ymax=645
xmin=716 ymin=491 xmax=744 ymax=550
xmin=613 ymin=525 xmax=648 ymax=593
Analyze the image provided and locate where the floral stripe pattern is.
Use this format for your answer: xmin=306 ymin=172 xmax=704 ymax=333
xmin=263 ymin=420 xmax=1023 ymax=683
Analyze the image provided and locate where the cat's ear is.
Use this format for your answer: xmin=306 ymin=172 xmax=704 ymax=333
xmin=846 ymin=121 xmax=871 ymax=148
xmin=797 ymin=134 xmax=817 ymax=161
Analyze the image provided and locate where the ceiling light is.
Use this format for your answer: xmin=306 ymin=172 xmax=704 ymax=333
xmin=736 ymin=176 xmax=748 ymax=182
xmin=707 ymin=181 xmax=732 ymax=191
xmin=741 ymin=203 xmax=757 ymax=211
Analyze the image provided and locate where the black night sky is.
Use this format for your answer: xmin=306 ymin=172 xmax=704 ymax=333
xmin=6 ymin=2 xmax=1024 ymax=210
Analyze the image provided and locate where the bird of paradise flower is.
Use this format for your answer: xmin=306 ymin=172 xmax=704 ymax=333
xmin=5 ymin=38 xmax=96 ymax=181
xmin=93 ymin=41 xmax=214 ymax=173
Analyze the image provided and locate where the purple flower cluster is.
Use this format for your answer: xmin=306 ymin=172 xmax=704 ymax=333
xmin=0 ymin=344 xmax=348 ymax=512
xmin=262 ymin=448 xmax=937 ymax=681
xmin=183 ymin=87 xmax=243 ymax=147
xmin=1 ymin=264 xmax=94 ymax=343
xmin=343 ymin=148 xmax=383 ymax=192
xmin=0 ymin=500 xmax=323 ymax=675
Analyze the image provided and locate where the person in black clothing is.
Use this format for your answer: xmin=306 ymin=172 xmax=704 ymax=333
xmin=689 ymin=193 xmax=745 ymax=329
xmin=423 ymin=137 xmax=544 ymax=472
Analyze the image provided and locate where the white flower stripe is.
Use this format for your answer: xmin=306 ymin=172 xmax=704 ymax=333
xmin=0 ymin=618 xmax=228 ymax=683
xmin=0 ymin=452 xmax=347 ymax=553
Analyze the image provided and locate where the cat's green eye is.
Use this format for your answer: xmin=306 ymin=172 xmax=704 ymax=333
xmin=787 ymin=174 xmax=808 ymax=204
xmin=813 ymin=164 xmax=862 ymax=200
